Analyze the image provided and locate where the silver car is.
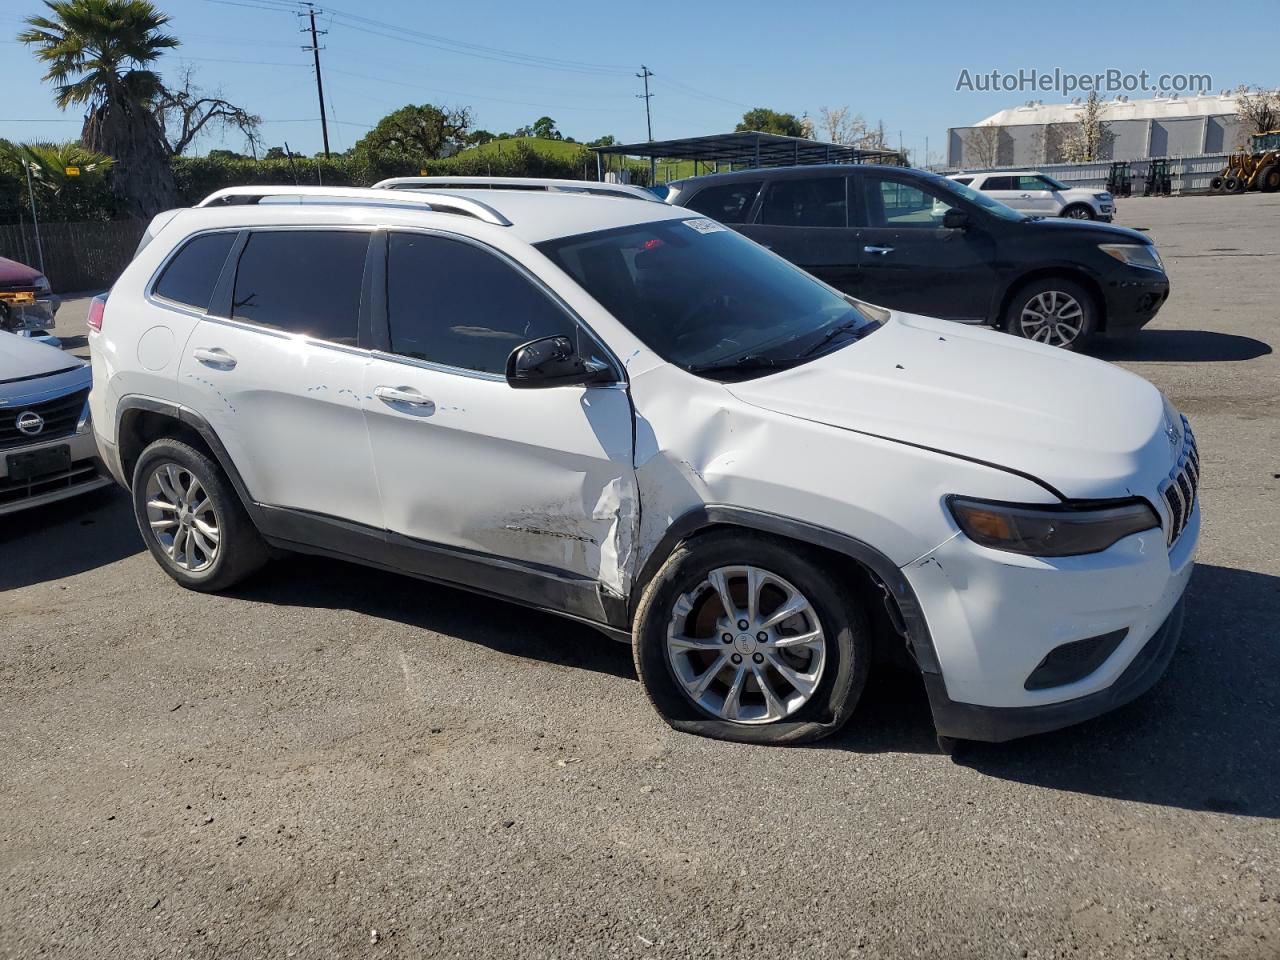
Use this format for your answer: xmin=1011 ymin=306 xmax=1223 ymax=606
xmin=0 ymin=331 xmax=109 ymax=515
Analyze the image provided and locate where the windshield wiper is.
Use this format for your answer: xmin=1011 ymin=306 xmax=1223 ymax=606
xmin=798 ymin=317 xmax=866 ymax=358
xmin=687 ymin=354 xmax=790 ymax=377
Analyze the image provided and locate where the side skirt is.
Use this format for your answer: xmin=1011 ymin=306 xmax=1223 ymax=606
xmin=256 ymin=504 xmax=631 ymax=642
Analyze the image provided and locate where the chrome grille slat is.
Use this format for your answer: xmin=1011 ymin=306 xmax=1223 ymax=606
xmin=1159 ymin=415 xmax=1199 ymax=548
xmin=0 ymin=389 xmax=88 ymax=449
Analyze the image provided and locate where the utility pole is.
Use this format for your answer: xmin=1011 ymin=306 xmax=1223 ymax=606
xmin=22 ymin=161 xmax=45 ymax=274
xmin=302 ymin=4 xmax=331 ymax=158
xmin=636 ymin=65 xmax=655 ymax=185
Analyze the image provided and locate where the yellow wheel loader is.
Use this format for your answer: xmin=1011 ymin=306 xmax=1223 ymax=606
xmin=1209 ymin=130 xmax=1280 ymax=193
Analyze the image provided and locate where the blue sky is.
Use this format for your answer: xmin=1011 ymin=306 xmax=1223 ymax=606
xmin=1 ymin=0 xmax=1275 ymax=164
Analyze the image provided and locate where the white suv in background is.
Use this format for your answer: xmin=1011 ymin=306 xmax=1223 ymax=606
xmin=949 ymin=171 xmax=1115 ymax=221
xmin=88 ymin=183 xmax=1197 ymax=750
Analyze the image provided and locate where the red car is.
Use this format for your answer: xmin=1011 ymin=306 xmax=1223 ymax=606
xmin=0 ymin=256 xmax=60 ymax=334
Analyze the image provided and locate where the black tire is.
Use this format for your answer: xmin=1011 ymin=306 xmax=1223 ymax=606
xmin=1060 ymin=203 xmax=1094 ymax=220
xmin=1222 ymin=175 xmax=1243 ymax=193
xmin=1004 ymin=276 xmax=1098 ymax=351
xmin=632 ymin=530 xmax=870 ymax=745
xmin=1256 ymin=164 xmax=1280 ymax=193
xmin=131 ymin=437 xmax=269 ymax=592
xmin=1208 ymin=176 xmax=1225 ymax=193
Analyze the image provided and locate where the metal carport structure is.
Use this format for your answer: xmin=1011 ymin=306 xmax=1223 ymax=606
xmin=592 ymin=131 xmax=905 ymax=183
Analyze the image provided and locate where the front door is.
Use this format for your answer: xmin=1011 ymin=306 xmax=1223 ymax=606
xmin=177 ymin=227 xmax=383 ymax=530
xmin=361 ymin=230 xmax=636 ymax=603
xmin=1013 ymin=174 xmax=1059 ymax=215
xmin=847 ymin=172 xmax=998 ymax=323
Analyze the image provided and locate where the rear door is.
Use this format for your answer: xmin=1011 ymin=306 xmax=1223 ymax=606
xmin=847 ymin=171 xmax=998 ymax=322
xmin=361 ymin=229 xmax=635 ymax=598
xmin=736 ymin=174 xmax=861 ymax=293
xmin=177 ymin=227 xmax=383 ymax=530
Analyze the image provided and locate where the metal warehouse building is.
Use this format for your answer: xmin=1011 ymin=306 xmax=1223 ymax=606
xmin=947 ymin=93 xmax=1249 ymax=168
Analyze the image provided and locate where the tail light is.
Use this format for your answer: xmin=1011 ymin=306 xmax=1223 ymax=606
xmin=87 ymin=295 xmax=107 ymax=332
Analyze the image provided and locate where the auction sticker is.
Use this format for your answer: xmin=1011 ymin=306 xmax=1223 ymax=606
xmin=682 ymin=218 xmax=726 ymax=235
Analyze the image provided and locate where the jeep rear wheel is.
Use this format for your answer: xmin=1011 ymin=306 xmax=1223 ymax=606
xmin=632 ymin=531 xmax=869 ymax=745
xmin=132 ymin=438 xmax=268 ymax=592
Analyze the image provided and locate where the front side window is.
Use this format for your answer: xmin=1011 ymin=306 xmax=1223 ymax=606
xmin=386 ymin=233 xmax=576 ymax=374
xmin=231 ymin=230 xmax=368 ymax=344
xmin=860 ymin=177 xmax=957 ymax=228
xmin=1017 ymin=175 xmax=1052 ymax=191
xmin=536 ymin=218 xmax=879 ymax=378
xmin=153 ymin=232 xmax=236 ymax=311
xmin=684 ymin=181 xmax=761 ymax=224
xmin=759 ymin=177 xmax=847 ymax=228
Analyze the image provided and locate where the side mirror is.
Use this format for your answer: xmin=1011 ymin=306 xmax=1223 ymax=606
xmin=942 ymin=208 xmax=970 ymax=230
xmin=506 ymin=335 xmax=613 ymax=389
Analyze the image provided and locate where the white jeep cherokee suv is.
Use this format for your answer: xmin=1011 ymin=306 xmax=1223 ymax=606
xmin=88 ymin=183 xmax=1198 ymax=748
xmin=949 ymin=171 xmax=1115 ymax=221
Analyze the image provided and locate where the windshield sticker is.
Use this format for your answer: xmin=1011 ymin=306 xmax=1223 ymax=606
xmin=683 ymin=218 xmax=726 ymax=235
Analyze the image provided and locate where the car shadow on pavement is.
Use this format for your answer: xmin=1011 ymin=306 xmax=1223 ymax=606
xmin=0 ymin=487 xmax=142 ymax=591
xmin=230 ymin=554 xmax=636 ymax=681
xmin=1092 ymin=330 xmax=1272 ymax=363
xmin=942 ymin=563 xmax=1280 ymax=818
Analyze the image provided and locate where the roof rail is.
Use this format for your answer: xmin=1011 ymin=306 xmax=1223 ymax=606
xmin=195 ymin=185 xmax=512 ymax=226
xmin=372 ymin=176 xmax=662 ymax=203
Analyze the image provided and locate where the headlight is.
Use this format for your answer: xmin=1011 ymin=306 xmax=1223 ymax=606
xmin=1093 ymin=192 xmax=1112 ymax=201
xmin=33 ymin=274 xmax=51 ymax=294
xmin=1099 ymin=243 xmax=1163 ymax=272
xmin=948 ymin=496 xmax=1160 ymax=557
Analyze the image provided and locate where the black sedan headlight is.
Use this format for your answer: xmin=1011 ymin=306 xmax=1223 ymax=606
xmin=1098 ymin=243 xmax=1163 ymax=272
xmin=948 ymin=497 xmax=1160 ymax=557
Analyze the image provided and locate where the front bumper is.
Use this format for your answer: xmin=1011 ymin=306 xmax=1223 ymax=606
xmin=1101 ymin=267 xmax=1169 ymax=336
xmin=0 ymin=428 xmax=110 ymax=515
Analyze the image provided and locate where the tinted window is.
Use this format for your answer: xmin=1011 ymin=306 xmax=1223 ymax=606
xmin=231 ymin=231 xmax=368 ymax=344
xmin=952 ymin=177 xmax=974 ymax=186
xmin=387 ymin=233 xmax=575 ymax=374
xmin=760 ymin=177 xmax=846 ymax=227
xmin=536 ymin=219 xmax=879 ymax=377
xmin=153 ymin=232 xmax=236 ymax=311
xmin=981 ymin=175 xmax=1017 ymax=191
xmin=861 ymin=177 xmax=956 ymax=228
xmin=684 ymin=181 xmax=761 ymax=223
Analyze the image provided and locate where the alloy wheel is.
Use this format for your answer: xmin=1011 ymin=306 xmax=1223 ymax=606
xmin=665 ymin=565 xmax=826 ymax=724
xmin=1065 ymin=206 xmax=1093 ymax=219
xmin=145 ymin=462 xmax=221 ymax=572
xmin=1018 ymin=290 xmax=1085 ymax=347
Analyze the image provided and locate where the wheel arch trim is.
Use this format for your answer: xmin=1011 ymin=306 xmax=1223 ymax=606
xmin=632 ymin=504 xmax=942 ymax=675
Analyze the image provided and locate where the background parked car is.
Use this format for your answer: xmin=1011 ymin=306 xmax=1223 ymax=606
xmin=667 ymin=165 xmax=1167 ymax=350
xmin=948 ymin=171 xmax=1114 ymax=221
xmin=0 ymin=329 xmax=109 ymax=514
xmin=0 ymin=256 xmax=60 ymax=335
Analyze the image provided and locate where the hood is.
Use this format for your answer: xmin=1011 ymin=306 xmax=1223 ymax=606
xmin=727 ymin=313 xmax=1173 ymax=500
xmin=0 ymin=331 xmax=85 ymax=385
xmin=0 ymin=256 xmax=43 ymax=288
xmin=1021 ymin=216 xmax=1150 ymax=245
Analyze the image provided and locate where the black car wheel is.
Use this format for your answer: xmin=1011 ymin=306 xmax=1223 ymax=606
xmin=1005 ymin=277 xmax=1097 ymax=351
xmin=1060 ymin=204 xmax=1094 ymax=220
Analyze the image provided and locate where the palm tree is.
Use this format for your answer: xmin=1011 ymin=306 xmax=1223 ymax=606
xmin=19 ymin=0 xmax=180 ymax=217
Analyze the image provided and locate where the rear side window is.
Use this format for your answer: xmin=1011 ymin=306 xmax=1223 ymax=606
xmin=231 ymin=231 xmax=369 ymax=344
xmin=153 ymin=232 xmax=236 ymax=311
xmin=684 ymin=181 xmax=762 ymax=223
xmin=759 ymin=177 xmax=846 ymax=228
xmin=981 ymin=175 xmax=1017 ymax=190
xmin=386 ymin=233 xmax=575 ymax=374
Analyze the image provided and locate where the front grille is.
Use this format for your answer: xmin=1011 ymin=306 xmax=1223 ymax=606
xmin=1160 ymin=415 xmax=1199 ymax=547
xmin=0 ymin=388 xmax=88 ymax=450
xmin=0 ymin=457 xmax=101 ymax=506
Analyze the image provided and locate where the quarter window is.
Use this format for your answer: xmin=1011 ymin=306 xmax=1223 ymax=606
xmin=386 ymin=233 xmax=576 ymax=374
xmin=684 ymin=181 xmax=762 ymax=223
xmin=153 ymin=232 xmax=236 ymax=311
xmin=759 ymin=177 xmax=847 ymax=228
xmin=231 ymin=231 xmax=369 ymax=344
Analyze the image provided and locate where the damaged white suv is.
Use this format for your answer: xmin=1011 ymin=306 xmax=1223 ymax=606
xmin=89 ymin=183 xmax=1199 ymax=749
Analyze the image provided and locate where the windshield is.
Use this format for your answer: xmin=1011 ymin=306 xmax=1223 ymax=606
xmin=935 ymin=176 xmax=1025 ymax=222
xmin=536 ymin=218 xmax=881 ymax=379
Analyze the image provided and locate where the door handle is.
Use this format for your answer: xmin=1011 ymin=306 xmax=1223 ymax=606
xmin=1019 ymin=193 xmax=1032 ymax=199
xmin=863 ymin=245 xmax=894 ymax=255
xmin=374 ymin=385 xmax=435 ymax=409
xmin=192 ymin=346 xmax=236 ymax=369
